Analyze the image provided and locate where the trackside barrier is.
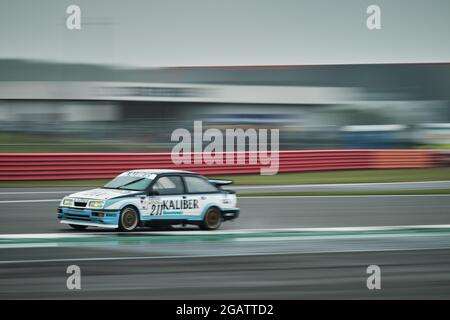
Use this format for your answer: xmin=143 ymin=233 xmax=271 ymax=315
xmin=0 ymin=150 xmax=447 ymax=181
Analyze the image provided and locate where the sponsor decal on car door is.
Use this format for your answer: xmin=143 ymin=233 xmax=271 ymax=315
xmin=147 ymin=195 xmax=187 ymax=217
xmin=183 ymin=176 xmax=223 ymax=218
xmin=181 ymin=194 xmax=203 ymax=218
xmin=145 ymin=175 xmax=195 ymax=218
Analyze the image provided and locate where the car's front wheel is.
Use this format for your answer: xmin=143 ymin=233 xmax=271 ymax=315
xmin=69 ymin=224 xmax=88 ymax=231
xmin=200 ymin=207 xmax=223 ymax=230
xmin=119 ymin=206 xmax=139 ymax=231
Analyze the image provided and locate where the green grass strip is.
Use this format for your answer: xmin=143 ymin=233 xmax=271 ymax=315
xmin=2 ymin=227 xmax=450 ymax=247
xmin=239 ymin=189 xmax=450 ymax=197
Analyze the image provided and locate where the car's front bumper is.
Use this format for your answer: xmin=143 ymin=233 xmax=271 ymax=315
xmin=57 ymin=206 xmax=120 ymax=228
xmin=222 ymin=208 xmax=240 ymax=220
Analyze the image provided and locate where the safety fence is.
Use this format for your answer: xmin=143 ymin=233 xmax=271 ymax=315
xmin=0 ymin=150 xmax=448 ymax=180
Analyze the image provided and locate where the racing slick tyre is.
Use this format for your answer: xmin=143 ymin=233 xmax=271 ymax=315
xmin=69 ymin=224 xmax=88 ymax=230
xmin=119 ymin=206 xmax=139 ymax=232
xmin=200 ymin=207 xmax=223 ymax=230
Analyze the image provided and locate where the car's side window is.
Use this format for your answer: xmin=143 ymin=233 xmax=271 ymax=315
xmin=152 ymin=176 xmax=184 ymax=195
xmin=184 ymin=176 xmax=219 ymax=193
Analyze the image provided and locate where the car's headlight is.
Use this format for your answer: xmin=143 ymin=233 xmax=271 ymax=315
xmin=88 ymin=200 xmax=105 ymax=209
xmin=62 ymin=198 xmax=74 ymax=207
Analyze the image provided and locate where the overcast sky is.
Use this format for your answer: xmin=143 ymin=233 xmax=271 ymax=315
xmin=0 ymin=0 xmax=449 ymax=67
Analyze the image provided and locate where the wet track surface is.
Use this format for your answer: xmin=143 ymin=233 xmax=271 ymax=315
xmin=1 ymin=188 xmax=450 ymax=298
xmin=1 ymin=189 xmax=450 ymax=233
xmin=1 ymin=248 xmax=450 ymax=299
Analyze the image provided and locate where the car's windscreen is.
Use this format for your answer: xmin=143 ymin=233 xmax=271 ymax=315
xmin=103 ymin=176 xmax=152 ymax=191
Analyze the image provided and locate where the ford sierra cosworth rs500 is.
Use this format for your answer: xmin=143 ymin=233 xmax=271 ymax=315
xmin=57 ymin=169 xmax=240 ymax=231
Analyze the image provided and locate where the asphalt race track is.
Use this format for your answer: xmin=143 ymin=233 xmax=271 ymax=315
xmin=1 ymin=249 xmax=450 ymax=299
xmin=1 ymin=187 xmax=450 ymax=233
xmin=1 ymin=187 xmax=450 ymax=299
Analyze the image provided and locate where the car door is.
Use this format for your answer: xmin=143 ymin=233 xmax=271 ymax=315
xmin=182 ymin=175 xmax=223 ymax=218
xmin=144 ymin=175 xmax=186 ymax=219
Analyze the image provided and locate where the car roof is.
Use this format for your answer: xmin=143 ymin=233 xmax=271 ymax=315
xmin=123 ymin=169 xmax=195 ymax=175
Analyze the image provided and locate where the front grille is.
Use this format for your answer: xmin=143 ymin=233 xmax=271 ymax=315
xmin=74 ymin=201 xmax=87 ymax=208
xmin=66 ymin=207 xmax=84 ymax=211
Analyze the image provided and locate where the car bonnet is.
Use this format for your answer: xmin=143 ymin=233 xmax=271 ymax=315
xmin=67 ymin=188 xmax=142 ymax=201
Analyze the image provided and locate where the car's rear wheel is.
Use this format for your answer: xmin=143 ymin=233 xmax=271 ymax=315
xmin=200 ymin=207 xmax=223 ymax=230
xmin=69 ymin=224 xmax=88 ymax=230
xmin=119 ymin=206 xmax=139 ymax=231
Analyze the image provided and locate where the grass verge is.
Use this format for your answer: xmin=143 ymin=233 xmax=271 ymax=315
xmin=239 ymin=189 xmax=450 ymax=197
xmin=212 ymin=168 xmax=450 ymax=185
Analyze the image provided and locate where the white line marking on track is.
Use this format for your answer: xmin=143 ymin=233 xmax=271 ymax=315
xmin=241 ymin=194 xmax=450 ymax=199
xmin=1 ymin=194 xmax=450 ymax=204
xmin=0 ymin=199 xmax=60 ymax=204
xmin=0 ymin=180 xmax=449 ymax=195
xmin=0 ymin=191 xmax=79 ymax=195
xmin=2 ymin=224 xmax=450 ymax=239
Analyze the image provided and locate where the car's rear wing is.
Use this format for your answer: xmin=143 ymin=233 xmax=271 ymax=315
xmin=208 ymin=179 xmax=234 ymax=187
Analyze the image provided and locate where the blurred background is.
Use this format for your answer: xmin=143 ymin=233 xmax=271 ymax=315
xmin=2 ymin=1 xmax=450 ymax=300
xmin=0 ymin=61 xmax=450 ymax=152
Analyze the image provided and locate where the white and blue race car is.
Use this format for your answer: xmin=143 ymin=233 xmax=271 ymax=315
xmin=57 ymin=169 xmax=239 ymax=231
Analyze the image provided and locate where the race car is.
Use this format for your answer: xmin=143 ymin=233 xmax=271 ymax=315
xmin=57 ymin=169 xmax=239 ymax=231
